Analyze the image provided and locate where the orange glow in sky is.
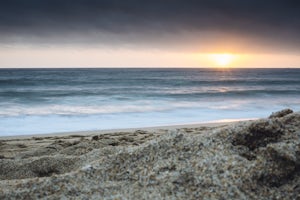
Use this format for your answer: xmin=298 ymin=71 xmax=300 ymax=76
xmin=1 ymin=46 xmax=300 ymax=68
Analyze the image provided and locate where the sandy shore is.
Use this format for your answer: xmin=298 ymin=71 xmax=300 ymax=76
xmin=0 ymin=121 xmax=234 ymax=160
xmin=0 ymin=109 xmax=299 ymax=199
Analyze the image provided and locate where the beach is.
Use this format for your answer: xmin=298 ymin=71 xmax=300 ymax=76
xmin=1 ymin=109 xmax=299 ymax=199
xmin=1 ymin=0 xmax=300 ymax=199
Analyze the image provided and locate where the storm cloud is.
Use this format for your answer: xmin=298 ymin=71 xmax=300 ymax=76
xmin=1 ymin=0 xmax=300 ymax=52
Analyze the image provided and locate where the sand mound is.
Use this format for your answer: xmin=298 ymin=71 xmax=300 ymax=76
xmin=0 ymin=110 xmax=299 ymax=199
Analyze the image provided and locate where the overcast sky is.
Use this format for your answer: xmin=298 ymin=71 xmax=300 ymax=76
xmin=1 ymin=0 xmax=300 ymax=67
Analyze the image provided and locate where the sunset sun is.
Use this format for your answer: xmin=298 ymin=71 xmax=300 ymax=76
xmin=210 ymin=53 xmax=236 ymax=67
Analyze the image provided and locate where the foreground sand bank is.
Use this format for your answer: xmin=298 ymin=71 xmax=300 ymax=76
xmin=0 ymin=109 xmax=299 ymax=199
xmin=0 ymin=121 xmax=234 ymax=163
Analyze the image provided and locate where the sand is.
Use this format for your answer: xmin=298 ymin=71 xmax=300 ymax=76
xmin=0 ymin=109 xmax=299 ymax=199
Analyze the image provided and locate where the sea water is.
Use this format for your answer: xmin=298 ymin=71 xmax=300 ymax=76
xmin=0 ymin=68 xmax=299 ymax=136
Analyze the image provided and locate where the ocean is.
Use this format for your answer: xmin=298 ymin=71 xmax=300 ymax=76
xmin=0 ymin=68 xmax=299 ymax=136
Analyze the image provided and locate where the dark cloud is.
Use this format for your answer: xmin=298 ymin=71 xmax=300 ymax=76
xmin=0 ymin=0 xmax=300 ymax=52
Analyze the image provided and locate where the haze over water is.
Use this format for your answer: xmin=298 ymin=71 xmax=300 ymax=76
xmin=0 ymin=68 xmax=299 ymax=136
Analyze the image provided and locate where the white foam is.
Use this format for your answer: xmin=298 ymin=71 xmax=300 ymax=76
xmin=0 ymin=100 xmax=246 ymax=116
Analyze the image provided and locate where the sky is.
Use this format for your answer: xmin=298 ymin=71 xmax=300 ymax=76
xmin=0 ymin=0 xmax=300 ymax=68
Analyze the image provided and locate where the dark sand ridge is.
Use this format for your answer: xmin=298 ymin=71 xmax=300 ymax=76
xmin=0 ymin=109 xmax=299 ymax=199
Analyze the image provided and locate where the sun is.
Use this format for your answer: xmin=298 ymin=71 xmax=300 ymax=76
xmin=210 ymin=53 xmax=235 ymax=67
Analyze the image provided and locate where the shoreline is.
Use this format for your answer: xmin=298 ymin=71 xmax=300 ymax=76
xmin=0 ymin=119 xmax=255 ymax=140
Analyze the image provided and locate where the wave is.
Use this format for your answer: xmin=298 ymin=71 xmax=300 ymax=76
xmin=0 ymin=102 xmax=198 ymax=116
xmin=1 ymin=97 xmax=299 ymax=117
xmin=0 ymin=87 xmax=299 ymax=102
xmin=0 ymin=99 xmax=251 ymax=117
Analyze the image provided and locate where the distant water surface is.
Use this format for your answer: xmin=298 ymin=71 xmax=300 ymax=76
xmin=0 ymin=68 xmax=300 ymax=136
